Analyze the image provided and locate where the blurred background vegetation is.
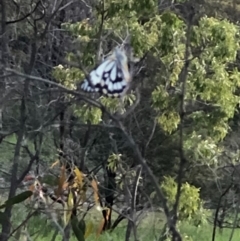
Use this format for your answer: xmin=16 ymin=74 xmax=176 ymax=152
xmin=1 ymin=0 xmax=240 ymax=240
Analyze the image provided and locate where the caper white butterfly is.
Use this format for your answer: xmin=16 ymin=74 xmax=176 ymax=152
xmin=80 ymin=46 xmax=131 ymax=98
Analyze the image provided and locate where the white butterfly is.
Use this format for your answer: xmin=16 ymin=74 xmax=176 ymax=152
xmin=80 ymin=46 xmax=131 ymax=98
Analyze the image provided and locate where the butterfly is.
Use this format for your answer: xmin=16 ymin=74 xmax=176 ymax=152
xmin=80 ymin=46 xmax=131 ymax=98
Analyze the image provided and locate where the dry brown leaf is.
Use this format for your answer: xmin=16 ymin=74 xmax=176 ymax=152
xmin=50 ymin=159 xmax=60 ymax=169
xmin=91 ymin=179 xmax=100 ymax=206
xmin=96 ymin=218 xmax=105 ymax=238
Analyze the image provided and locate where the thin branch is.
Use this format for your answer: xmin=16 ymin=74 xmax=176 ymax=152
xmin=6 ymin=1 xmax=42 ymax=24
xmin=5 ymin=68 xmax=103 ymax=109
xmin=95 ymin=0 xmax=105 ymax=63
xmin=117 ymin=120 xmax=182 ymax=240
xmin=212 ymin=183 xmax=232 ymax=241
xmin=228 ymin=200 xmax=240 ymax=241
xmin=17 ymin=147 xmax=41 ymax=185
xmin=125 ymin=165 xmax=142 ymax=241
xmin=144 ymin=118 xmax=157 ymax=152
xmin=50 ymin=229 xmax=59 ymax=241
xmin=0 ymin=0 xmax=8 ymax=129
xmin=0 ymin=24 xmax=38 ymax=241
xmin=8 ymin=211 xmax=38 ymax=238
xmin=117 ymin=87 xmax=141 ymax=120
xmin=80 ymin=120 xmax=91 ymax=170
xmin=172 ymin=9 xmax=194 ymax=237
xmin=0 ymin=96 xmax=27 ymax=241
xmin=0 ymin=130 xmax=18 ymax=144
xmin=40 ymin=0 xmax=66 ymax=39
xmin=6 ymin=68 xmax=139 ymax=121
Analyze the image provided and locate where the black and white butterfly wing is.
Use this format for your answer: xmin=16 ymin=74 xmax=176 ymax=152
xmin=80 ymin=47 xmax=131 ymax=98
xmin=81 ymin=59 xmax=113 ymax=93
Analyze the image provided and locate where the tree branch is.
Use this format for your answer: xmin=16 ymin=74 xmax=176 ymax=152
xmin=6 ymin=1 xmax=42 ymax=25
xmin=171 ymin=9 xmax=194 ymax=238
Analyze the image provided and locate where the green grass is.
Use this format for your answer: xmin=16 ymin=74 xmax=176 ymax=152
xmin=180 ymin=222 xmax=240 ymax=241
xmin=13 ymin=222 xmax=240 ymax=241
xmin=7 ymin=208 xmax=240 ymax=241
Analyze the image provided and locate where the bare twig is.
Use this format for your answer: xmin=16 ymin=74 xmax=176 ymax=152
xmin=117 ymin=121 xmax=182 ymax=240
xmin=144 ymin=118 xmax=157 ymax=154
xmin=17 ymin=138 xmax=43 ymax=184
xmin=0 ymin=96 xmax=27 ymax=241
xmin=228 ymin=199 xmax=240 ymax=241
xmin=0 ymin=21 xmax=38 ymax=241
xmin=6 ymin=1 xmax=42 ymax=25
xmin=117 ymin=87 xmax=141 ymax=120
xmin=172 ymin=10 xmax=194 ymax=239
xmin=95 ymin=1 xmax=105 ymax=63
xmin=212 ymin=183 xmax=233 ymax=241
xmin=125 ymin=165 xmax=142 ymax=241
xmin=50 ymin=229 xmax=59 ymax=241
xmin=40 ymin=0 xmax=65 ymax=39
xmin=5 ymin=68 xmax=103 ymax=108
xmin=9 ymin=211 xmax=38 ymax=238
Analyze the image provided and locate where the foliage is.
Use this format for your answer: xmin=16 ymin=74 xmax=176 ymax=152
xmin=55 ymin=1 xmax=240 ymax=151
xmin=0 ymin=191 xmax=33 ymax=209
xmin=23 ymin=165 xmax=102 ymax=240
xmin=160 ymin=176 xmax=209 ymax=225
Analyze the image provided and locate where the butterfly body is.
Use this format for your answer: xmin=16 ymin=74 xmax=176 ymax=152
xmin=80 ymin=47 xmax=131 ymax=98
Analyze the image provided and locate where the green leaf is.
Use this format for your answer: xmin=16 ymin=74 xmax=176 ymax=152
xmin=0 ymin=191 xmax=33 ymax=209
xmin=78 ymin=219 xmax=86 ymax=235
xmin=71 ymin=216 xmax=85 ymax=241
